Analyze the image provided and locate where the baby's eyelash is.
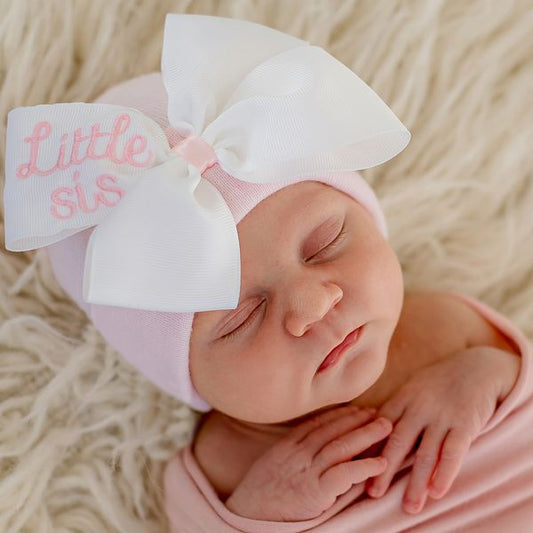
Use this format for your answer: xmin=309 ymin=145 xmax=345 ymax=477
xmin=311 ymin=224 xmax=347 ymax=260
xmin=221 ymin=300 xmax=266 ymax=342
xmin=221 ymin=225 xmax=347 ymax=341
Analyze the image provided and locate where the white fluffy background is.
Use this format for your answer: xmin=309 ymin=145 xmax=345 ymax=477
xmin=0 ymin=0 xmax=532 ymax=531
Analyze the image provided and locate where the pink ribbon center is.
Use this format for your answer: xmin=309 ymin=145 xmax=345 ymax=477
xmin=169 ymin=132 xmax=218 ymax=174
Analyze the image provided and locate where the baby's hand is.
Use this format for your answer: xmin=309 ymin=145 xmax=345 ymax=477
xmin=225 ymin=405 xmax=392 ymax=521
xmin=366 ymin=346 xmax=519 ymax=514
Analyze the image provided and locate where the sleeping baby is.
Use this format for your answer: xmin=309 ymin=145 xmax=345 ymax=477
xmin=4 ymin=13 xmax=532 ymax=533
xmin=188 ymin=178 xmax=521 ymax=520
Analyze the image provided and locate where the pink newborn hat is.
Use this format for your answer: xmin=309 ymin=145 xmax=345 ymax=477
xmin=5 ymin=15 xmax=410 ymax=412
xmin=44 ymin=72 xmax=389 ymax=412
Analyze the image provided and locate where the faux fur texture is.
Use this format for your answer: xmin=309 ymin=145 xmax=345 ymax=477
xmin=0 ymin=1 xmax=531 ymax=531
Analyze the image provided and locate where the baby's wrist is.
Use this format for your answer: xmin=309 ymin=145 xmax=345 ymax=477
xmin=493 ymin=348 xmax=521 ymax=401
xmin=464 ymin=345 xmax=520 ymax=402
xmin=225 ymin=492 xmax=248 ymax=516
xmin=225 ymin=491 xmax=267 ymax=519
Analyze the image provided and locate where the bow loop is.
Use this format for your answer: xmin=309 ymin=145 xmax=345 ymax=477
xmin=162 ymin=14 xmax=309 ymax=136
xmin=163 ymin=16 xmax=410 ymax=184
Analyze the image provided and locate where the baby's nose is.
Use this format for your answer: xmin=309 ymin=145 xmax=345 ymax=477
xmin=285 ymin=282 xmax=343 ymax=337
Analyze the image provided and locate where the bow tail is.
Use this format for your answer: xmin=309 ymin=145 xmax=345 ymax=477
xmin=83 ymin=159 xmax=241 ymax=313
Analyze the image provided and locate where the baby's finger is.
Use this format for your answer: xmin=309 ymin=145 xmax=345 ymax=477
xmin=304 ymin=408 xmax=381 ymax=457
xmin=314 ymin=417 xmax=392 ymax=471
xmin=287 ymin=405 xmax=372 ymax=444
xmin=404 ymin=489 xmax=428 ymax=515
xmin=299 ymin=407 xmax=378 ymax=450
xmin=320 ymin=456 xmax=388 ymax=497
xmin=377 ymin=394 xmax=407 ymax=424
xmin=402 ymin=425 xmax=446 ymax=513
xmin=428 ymin=428 xmax=471 ymax=500
xmin=305 ymin=407 xmax=379 ymax=446
xmin=366 ymin=417 xmax=422 ymax=498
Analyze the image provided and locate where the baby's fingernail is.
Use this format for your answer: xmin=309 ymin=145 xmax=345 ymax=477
xmin=368 ymin=484 xmax=384 ymax=497
xmin=404 ymin=498 xmax=423 ymax=513
xmin=429 ymin=485 xmax=445 ymax=499
xmin=376 ymin=417 xmax=392 ymax=430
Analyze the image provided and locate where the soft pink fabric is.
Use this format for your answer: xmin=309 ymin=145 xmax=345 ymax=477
xmin=163 ymin=292 xmax=533 ymax=532
xmin=44 ymin=72 xmax=389 ymax=412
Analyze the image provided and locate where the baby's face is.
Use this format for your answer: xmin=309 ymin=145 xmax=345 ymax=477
xmin=190 ymin=181 xmax=404 ymax=424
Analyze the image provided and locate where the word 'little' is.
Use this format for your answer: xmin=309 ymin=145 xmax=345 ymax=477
xmin=16 ymin=113 xmax=155 ymax=180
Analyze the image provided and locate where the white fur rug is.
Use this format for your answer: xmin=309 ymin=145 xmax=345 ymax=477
xmin=1 ymin=1 xmax=532 ymax=531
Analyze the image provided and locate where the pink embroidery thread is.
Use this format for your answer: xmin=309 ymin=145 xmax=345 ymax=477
xmin=50 ymin=171 xmax=125 ymax=220
xmin=17 ymin=113 xmax=155 ymax=180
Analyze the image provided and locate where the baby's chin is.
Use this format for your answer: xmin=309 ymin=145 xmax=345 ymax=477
xmin=228 ymin=398 xmax=371 ymax=432
xmin=220 ymin=394 xmax=361 ymax=427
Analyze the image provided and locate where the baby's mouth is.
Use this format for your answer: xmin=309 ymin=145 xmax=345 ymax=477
xmin=317 ymin=325 xmax=364 ymax=373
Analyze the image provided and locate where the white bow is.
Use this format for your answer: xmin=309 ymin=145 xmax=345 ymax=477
xmin=4 ymin=13 xmax=410 ymax=314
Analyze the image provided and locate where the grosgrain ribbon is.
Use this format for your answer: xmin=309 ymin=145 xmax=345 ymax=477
xmin=3 ymin=13 xmax=411 ymax=314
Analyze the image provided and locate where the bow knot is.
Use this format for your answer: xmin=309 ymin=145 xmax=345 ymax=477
xmin=171 ymin=134 xmax=218 ymax=174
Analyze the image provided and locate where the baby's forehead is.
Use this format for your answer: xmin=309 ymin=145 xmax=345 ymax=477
xmin=236 ymin=180 xmax=352 ymax=263
xmin=235 ymin=181 xmax=356 ymax=258
xmin=270 ymin=180 xmax=338 ymax=203
xmin=241 ymin=180 xmax=345 ymax=223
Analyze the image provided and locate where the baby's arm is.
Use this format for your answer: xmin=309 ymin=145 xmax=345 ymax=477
xmin=366 ymin=292 xmax=521 ymax=513
xmin=450 ymin=291 xmax=521 ymax=401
